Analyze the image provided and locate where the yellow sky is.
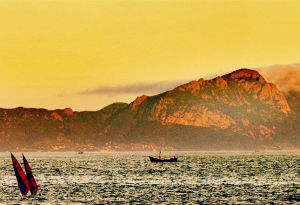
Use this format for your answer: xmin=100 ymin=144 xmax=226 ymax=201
xmin=0 ymin=0 xmax=299 ymax=110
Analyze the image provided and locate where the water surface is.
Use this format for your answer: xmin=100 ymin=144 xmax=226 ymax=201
xmin=0 ymin=151 xmax=299 ymax=204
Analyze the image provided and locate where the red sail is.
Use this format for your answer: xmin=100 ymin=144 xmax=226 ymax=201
xmin=23 ymin=154 xmax=38 ymax=195
xmin=11 ymin=153 xmax=30 ymax=196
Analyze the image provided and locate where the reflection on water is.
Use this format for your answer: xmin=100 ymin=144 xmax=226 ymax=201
xmin=0 ymin=151 xmax=299 ymax=204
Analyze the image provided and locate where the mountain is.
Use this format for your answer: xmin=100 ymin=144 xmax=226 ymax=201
xmin=0 ymin=69 xmax=298 ymax=151
xmin=101 ymin=69 xmax=294 ymax=150
xmin=0 ymin=103 xmax=127 ymax=151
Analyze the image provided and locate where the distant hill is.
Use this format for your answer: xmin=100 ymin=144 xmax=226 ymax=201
xmin=0 ymin=69 xmax=299 ymax=151
xmin=0 ymin=103 xmax=128 ymax=151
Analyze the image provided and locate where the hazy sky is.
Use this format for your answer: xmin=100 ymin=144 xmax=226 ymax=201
xmin=0 ymin=0 xmax=299 ymax=110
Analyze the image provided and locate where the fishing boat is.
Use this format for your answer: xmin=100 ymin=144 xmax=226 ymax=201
xmin=11 ymin=153 xmax=30 ymax=196
xmin=149 ymin=156 xmax=178 ymax=162
xmin=149 ymin=151 xmax=178 ymax=162
xmin=11 ymin=153 xmax=38 ymax=196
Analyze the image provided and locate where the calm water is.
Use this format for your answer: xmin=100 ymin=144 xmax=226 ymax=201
xmin=0 ymin=151 xmax=299 ymax=204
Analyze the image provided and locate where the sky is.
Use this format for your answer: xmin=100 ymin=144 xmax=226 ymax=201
xmin=0 ymin=0 xmax=299 ymax=111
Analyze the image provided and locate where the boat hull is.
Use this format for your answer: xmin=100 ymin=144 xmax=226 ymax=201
xmin=149 ymin=156 xmax=178 ymax=162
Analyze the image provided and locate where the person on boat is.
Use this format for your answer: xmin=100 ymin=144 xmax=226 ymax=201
xmin=159 ymin=151 xmax=161 ymax=159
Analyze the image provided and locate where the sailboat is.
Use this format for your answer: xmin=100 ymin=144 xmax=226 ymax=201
xmin=11 ymin=153 xmax=30 ymax=196
xmin=23 ymin=154 xmax=38 ymax=195
xmin=11 ymin=153 xmax=38 ymax=196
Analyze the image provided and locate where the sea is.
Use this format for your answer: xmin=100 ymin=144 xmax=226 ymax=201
xmin=0 ymin=151 xmax=299 ymax=204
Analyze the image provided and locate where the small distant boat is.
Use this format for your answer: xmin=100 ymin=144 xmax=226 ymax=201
xmin=149 ymin=151 xmax=178 ymax=162
xmin=149 ymin=156 xmax=178 ymax=162
xmin=11 ymin=153 xmax=38 ymax=196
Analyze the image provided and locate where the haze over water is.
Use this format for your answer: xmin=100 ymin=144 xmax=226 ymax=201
xmin=0 ymin=151 xmax=299 ymax=204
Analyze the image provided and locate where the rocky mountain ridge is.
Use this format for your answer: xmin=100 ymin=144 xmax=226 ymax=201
xmin=102 ymin=69 xmax=294 ymax=150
